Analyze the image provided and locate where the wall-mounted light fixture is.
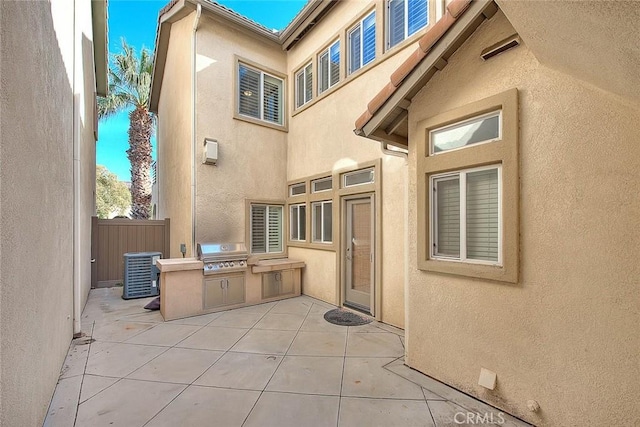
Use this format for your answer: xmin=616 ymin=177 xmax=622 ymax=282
xmin=203 ymin=138 xmax=218 ymax=165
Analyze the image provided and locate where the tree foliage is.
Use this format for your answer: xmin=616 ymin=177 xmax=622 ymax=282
xmin=96 ymin=165 xmax=131 ymax=219
xmin=98 ymin=39 xmax=155 ymax=219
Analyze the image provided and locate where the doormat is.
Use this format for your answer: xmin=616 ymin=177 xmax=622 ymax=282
xmin=324 ymin=308 xmax=372 ymax=326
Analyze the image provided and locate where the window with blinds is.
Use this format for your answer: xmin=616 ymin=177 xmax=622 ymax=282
xmin=251 ymin=204 xmax=283 ymax=254
xmin=431 ymin=166 xmax=500 ymax=264
xmin=318 ymin=40 xmax=340 ymax=94
xmin=295 ymin=63 xmax=313 ymax=108
xmin=348 ymin=11 xmax=376 ymax=75
xmin=238 ymin=63 xmax=284 ymax=125
xmin=290 ymin=204 xmax=306 ymax=241
xmin=312 ymin=200 xmax=332 ymax=243
xmin=387 ymin=0 xmax=429 ymax=49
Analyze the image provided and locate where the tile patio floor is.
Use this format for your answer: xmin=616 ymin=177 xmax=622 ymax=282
xmin=44 ymin=288 xmax=530 ymax=427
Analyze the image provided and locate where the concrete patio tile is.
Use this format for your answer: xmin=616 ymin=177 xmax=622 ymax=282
xmin=124 ymin=323 xmax=202 ymax=346
xmin=74 ymin=379 xmax=185 ymax=427
xmin=121 ymin=309 xmax=165 ymax=323
xmin=43 ymin=376 xmax=82 ymax=427
xmin=243 ymin=391 xmax=339 ymax=427
xmin=428 ymin=400 xmax=477 ymax=427
xmin=300 ymin=312 xmax=349 ymax=333
xmin=253 ymin=312 xmax=306 ymax=331
xmin=288 ymin=330 xmax=347 ymax=356
xmin=231 ymin=329 xmax=297 ymax=355
xmin=270 ymin=298 xmax=313 ymax=315
xmin=342 ymin=357 xmax=425 ymax=400
xmin=348 ymin=322 xmax=392 ymax=334
xmin=309 ymin=303 xmax=336 ymax=315
xmin=166 ymin=311 xmax=222 ymax=326
xmin=208 ymin=311 xmax=264 ymax=328
xmin=346 ymin=331 xmax=404 ymax=357
xmin=338 ymin=397 xmax=435 ymax=427
xmin=59 ymin=337 xmax=92 ymax=379
xmin=194 ymin=351 xmax=282 ymax=390
xmin=91 ymin=320 xmax=154 ymax=343
xmin=175 ymin=326 xmax=248 ymax=351
xmin=266 ymin=355 xmax=344 ymax=395
xmin=85 ymin=342 xmax=167 ymax=378
xmin=79 ymin=375 xmax=120 ymax=403
xmin=145 ymin=386 xmax=261 ymax=427
xmin=127 ymin=347 xmax=223 ymax=384
xmin=229 ymin=301 xmax=277 ymax=314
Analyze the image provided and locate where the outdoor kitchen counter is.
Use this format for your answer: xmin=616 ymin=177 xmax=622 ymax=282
xmin=157 ymin=257 xmax=305 ymax=321
xmin=250 ymin=258 xmax=306 ymax=273
xmin=156 ymin=257 xmax=203 ymax=272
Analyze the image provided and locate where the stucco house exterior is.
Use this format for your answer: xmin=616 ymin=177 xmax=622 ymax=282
xmin=0 ymin=0 xmax=107 ymax=424
xmin=151 ymin=0 xmax=639 ymax=425
xmin=355 ymin=0 xmax=640 ymax=426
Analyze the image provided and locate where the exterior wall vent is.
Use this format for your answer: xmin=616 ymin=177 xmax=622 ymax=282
xmin=481 ymin=35 xmax=520 ymax=61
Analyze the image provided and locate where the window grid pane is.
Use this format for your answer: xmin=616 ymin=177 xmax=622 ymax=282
xmin=432 ymin=111 xmax=500 ymax=153
xmin=348 ymin=25 xmax=361 ymax=73
xmin=407 ymin=0 xmax=428 ymax=36
xmin=319 ymin=52 xmax=329 ymax=93
xmin=362 ymin=12 xmax=376 ymax=65
xmin=466 ymin=169 xmax=498 ymax=262
xmin=329 ymin=41 xmax=340 ymax=87
xmin=267 ymin=206 xmax=283 ymax=252
xmin=251 ymin=205 xmax=266 ymax=253
xmin=239 ymin=64 xmax=260 ymax=119
xmin=304 ymin=63 xmax=313 ymax=103
xmin=435 ymin=177 xmax=460 ymax=257
xmin=388 ymin=0 xmax=406 ymax=48
xmin=263 ymin=75 xmax=282 ymax=124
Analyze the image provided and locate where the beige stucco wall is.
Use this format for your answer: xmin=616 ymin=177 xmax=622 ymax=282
xmin=194 ymin=15 xmax=288 ymax=245
xmin=0 ymin=0 xmax=98 ymax=424
xmin=406 ymin=11 xmax=640 ymax=426
xmin=157 ymin=14 xmax=195 ymax=257
xmin=286 ymin=0 xmax=411 ymax=327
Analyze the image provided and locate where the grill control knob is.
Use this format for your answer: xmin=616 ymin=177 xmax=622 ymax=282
xmin=239 ymin=261 xmax=245 ymax=266
xmin=218 ymin=263 xmax=224 ymax=268
xmin=224 ymin=262 xmax=230 ymax=267
xmin=207 ymin=263 xmax=213 ymax=270
xmin=230 ymin=262 xmax=235 ymax=267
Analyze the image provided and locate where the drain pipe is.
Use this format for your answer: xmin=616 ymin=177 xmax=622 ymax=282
xmin=191 ymin=4 xmax=202 ymax=256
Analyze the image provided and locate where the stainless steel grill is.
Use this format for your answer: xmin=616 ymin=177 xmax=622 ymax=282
xmin=197 ymin=242 xmax=248 ymax=275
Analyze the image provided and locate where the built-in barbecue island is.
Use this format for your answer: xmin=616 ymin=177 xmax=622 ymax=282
xmin=156 ymin=243 xmax=305 ymax=321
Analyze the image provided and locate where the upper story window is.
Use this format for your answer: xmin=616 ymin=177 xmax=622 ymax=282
xmin=295 ymin=62 xmax=313 ymax=108
xmin=430 ymin=111 xmax=501 ymax=154
xmin=250 ymin=203 xmax=283 ymax=254
xmin=312 ymin=176 xmax=332 ymax=193
xmin=289 ymin=182 xmax=306 ymax=196
xmin=387 ymin=0 xmax=429 ymax=49
xmin=348 ymin=11 xmax=376 ymax=74
xmin=318 ymin=40 xmax=340 ymax=94
xmin=238 ymin=63 xmax=284 ymax=125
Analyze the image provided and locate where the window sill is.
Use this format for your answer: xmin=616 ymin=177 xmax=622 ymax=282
xmin=418 ymin=258 xmax=517 ymax=284
xmin=287 ymin=241 xmax=336 ymax=252
xmin=233 ymin=113 xmax=288 ymax=132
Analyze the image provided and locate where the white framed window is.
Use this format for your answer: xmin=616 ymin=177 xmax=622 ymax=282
xmin=312 ymin=177 xmax=332 ymax=193
xmin=343 ymin=168 xmax=374 ymax=187
xmin=295 ymin=62 xmax=313 ymax=108
xmin=238 ymin=63 xmax=284 ymax=125
xmin=290 ymin=204 xmax=306 ymax=242
xmin=387 ymin=0 xmax=429 ymax=49
xmin=430 ymin=110 xmax=501 ymax=154
xmin=430 ymin=165 xmax=501 ymax=265
xmin=289 ymin=182 xmax=306 ymax=196
xmin=318 ymin=40 xmax=340 ymax=94
xmin=312 ymin=200 xmax=332 ymax=243
xmin=250 ymin=204 xmax=283 ymax=254
xmin=348 ymin=11 xmax=376 ymax=74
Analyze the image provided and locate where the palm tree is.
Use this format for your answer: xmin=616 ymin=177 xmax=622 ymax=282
xmin=99 ymin=40 xmax=154 ymax=219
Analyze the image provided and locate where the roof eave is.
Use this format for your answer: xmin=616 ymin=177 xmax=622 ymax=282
xmin=356 ymin=0 xmax=499 ymax=145
xmin=91 ymin=0 xmax=109 ymax=97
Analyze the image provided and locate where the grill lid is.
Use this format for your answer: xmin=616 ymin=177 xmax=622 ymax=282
xmin=197 ymin=242 xmax=248 ymax=262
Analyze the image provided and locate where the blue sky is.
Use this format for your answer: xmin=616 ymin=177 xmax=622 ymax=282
xmin=98 ymin=0 xmax=307 ymax=181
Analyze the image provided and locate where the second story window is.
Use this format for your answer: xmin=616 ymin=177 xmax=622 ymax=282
xmin=318 ymin=40 xmax=340 ymax=94
xmin=387 ymin=0 xmax=429 ymax=49
xmin=295 ymin=62 xmax=313 ymax=108
xmin=348 ymin=11 xmax=376 ymax=74
xmin=238 ymin=63 xmax=284 ymax=125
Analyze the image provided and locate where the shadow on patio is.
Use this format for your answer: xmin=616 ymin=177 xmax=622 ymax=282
xmin=44 ymin=288 xmax=530 ymax=427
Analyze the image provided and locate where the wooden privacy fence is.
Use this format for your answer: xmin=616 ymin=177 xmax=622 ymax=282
xmin=91 ymin=217 xmax=170 ymax=288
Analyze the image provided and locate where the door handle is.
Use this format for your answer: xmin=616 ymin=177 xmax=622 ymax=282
xmin=91 ymin=259 xmax=96 ymax=263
